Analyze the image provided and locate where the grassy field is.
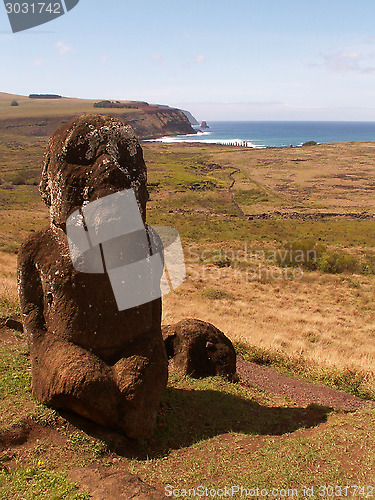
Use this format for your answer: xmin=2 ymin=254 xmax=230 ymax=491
xmin=0 ymin=92 xmax=147 ymax=119
xmin=0 ymin=135 xmax=374 ymax=387
xmin=0 ymin=131 xmax=375 ymax=497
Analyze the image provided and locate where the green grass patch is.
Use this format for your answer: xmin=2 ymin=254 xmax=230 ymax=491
xmin=149 ymin=164 xmax=226 ymax=193
xmin=64 ymin=431 xmax=108 ymax=459
xmin=146 ymin=369 xmax=331 ymax=456
xmin=0 ymin=465 xmax=88 ymax=500
xmin=0 ymin=295 xmax=20 ymax=318
xmin=1 ymin=169 xmax=40 ymax=186
xmin=0 ymin=184 xmax=40 ymax=209
xmin=131 ymin=408 xmax=375 ymax=495
xmin=234 ymin=188 xmax=269 ymax=205
xmin=147 ymin=212 xmax=375 ymax=248
xmin=0 ymin=344 xmax=31 ymax=398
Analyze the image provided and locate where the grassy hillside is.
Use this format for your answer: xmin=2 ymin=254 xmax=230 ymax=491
xmin=0 ymin=136 xmax=374 ymax=390
xmin=0 ymin=133 xmax=374 ymax=497
xmin=0 ymin=92 xmax=195 ymax=139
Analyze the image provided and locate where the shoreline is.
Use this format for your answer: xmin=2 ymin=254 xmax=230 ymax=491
xmin=145 ymin=120 xmax=375 ymax=148
xmin=142 ymin=138 xmax=375 ymax=149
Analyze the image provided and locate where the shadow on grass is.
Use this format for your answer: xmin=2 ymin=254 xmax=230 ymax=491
xmin=60 ymin=386 xmax=332 ymax=460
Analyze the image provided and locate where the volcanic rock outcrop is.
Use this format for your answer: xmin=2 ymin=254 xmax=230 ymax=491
xmin=17 ymin=114 xmax=168 ymax=439
xmin=162 ymin=318 xmax=237 ymax=380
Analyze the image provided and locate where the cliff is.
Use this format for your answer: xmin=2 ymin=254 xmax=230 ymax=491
xmin=152 ymin=104 xmax=199 ymax=126
xmin=0 ymin=93 xmax=196 ymax=139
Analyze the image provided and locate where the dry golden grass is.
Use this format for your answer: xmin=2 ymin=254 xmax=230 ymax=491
xmin=0 ymin=209 xmax=48 ymax=253
xmin=0 ymin=252 xmax=18 ymax=316
xmin=0 ymin=92 xmax=140 ymax=119
xmin=162 ymin=260 xmax=375 ymax=380
xmin=3 ymin=242 xmax=373 ymax=380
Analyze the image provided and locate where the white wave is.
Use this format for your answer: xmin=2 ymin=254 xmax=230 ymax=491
xmin=146 ymin=134 xmax=265 ymax=148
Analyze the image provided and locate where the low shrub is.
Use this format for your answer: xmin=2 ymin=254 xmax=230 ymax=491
xmin=201 ymin=288 xmax=235 ymax=300
xmin=276 ymin=239 xmax=325 ymax=270
xmin=362 ymin=252 xmax=375 ymax=275
xmin=93 ymin=100 xmax=134 ymax=109
xmin=277 ymin=239 xmax=370 ymax=275
xmin=212 ymin=255 xmax=232 ymax=268
xmin=318 ymin=250 xmax=361 ymax=274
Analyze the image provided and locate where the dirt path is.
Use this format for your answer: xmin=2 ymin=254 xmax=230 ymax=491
xmin=237 ymin=355 xmax=375 ymax=411
xmin=227 ymin=168 xmax=247 ymax=219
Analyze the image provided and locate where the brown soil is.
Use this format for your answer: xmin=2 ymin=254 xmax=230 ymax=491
xmin=237 ymin=355 xmax=375 ymax=411
xmin=68 ymin=465 xmax=163 ymax=499
xmin=0 ymin=318 xmax=21 ymax=346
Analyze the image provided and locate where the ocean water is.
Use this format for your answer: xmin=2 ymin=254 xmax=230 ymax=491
xmin=153 ymin=121 xmax=375 ymax=148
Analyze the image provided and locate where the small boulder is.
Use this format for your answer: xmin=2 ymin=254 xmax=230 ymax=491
xmin=5 ymin=318 xmax=23 ymax=333
xmin=162 ymin=318 xmax=237 ymax=380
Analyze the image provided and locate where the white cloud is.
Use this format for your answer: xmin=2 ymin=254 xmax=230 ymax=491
xmin=196 ymin=54 xmax=205 ymax=64
xmin=361 ymin=66 xmax=375 ymax=75
xmin=99 ymin=55 xmax=108 ymax=63
xmin=55 ymin=41 xmax=73 ymax=56
xmin=152 ymin=52 xmax=166 ymax=67
xmin=0 ymin=34 xmax=14 ymax=42
xmin=318 ymin=51 xmax=375 ymax=75
xmin=31 ymin=58 xmax=42 ymax=66
xmin=323 ymin=51 xmax=361 ymax=72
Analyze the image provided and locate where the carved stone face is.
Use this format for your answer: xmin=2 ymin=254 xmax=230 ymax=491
xmin=39 ymin=114 xmax=148 ymax=229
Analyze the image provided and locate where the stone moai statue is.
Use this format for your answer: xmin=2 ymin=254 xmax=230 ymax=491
xmin=17 ymin=114 xmax=168 ymax=439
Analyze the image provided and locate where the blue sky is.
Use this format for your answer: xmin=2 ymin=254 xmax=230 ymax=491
xmin=2 ymin=0 xmax=375 ymax=120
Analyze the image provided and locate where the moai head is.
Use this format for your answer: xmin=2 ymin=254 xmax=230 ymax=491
xmin=39 ymin=114 xmax=148 ymax=229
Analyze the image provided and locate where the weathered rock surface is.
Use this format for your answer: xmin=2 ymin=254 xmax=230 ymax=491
xmin=5 ymin=317 xmax=23 ymax=332
xmin=162 ymin=318 xmax=237 ymax=380
xmin=17 ymin=114 xmax=168 ymax=439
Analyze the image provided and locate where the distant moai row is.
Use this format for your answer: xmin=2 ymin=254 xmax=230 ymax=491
xmin=226 ymin=140 xmax=253 ymax=147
